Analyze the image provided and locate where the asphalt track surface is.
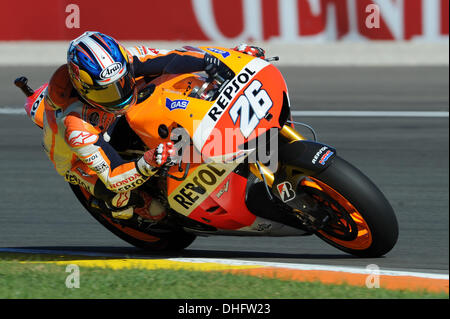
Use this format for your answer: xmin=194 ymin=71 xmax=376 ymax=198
xmin=0 ymin=66 xmax=448 ymax=275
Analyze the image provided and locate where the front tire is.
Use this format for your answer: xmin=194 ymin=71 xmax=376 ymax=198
xmin=300 ymin=156 xmax=398 ymax=257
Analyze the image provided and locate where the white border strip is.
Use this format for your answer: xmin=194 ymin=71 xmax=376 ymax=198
xmin=1 ymin=247 xmax=447 ymax=280
xmin=0 ymin=107 xmax=26 ymax=114
xmin=0 ymin=247 xmax=119 ymax=258
xmin=291 ymin=111 xmax=449 ymax=118
xmin=1 ymin=41 xmax=448 ymax=66
xmin=169 ymin=257 xmax=449 ymax=280
xmin=1 ymin=107 xmax=448 ymax=118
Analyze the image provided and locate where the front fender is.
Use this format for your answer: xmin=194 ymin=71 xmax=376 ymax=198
xmin=279 ymin=140 xmax=336 ymax=175
xmin=272 ymin=140 xmax=336 ymax=199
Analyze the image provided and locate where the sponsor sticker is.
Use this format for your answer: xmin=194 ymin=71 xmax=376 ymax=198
xmin=110 ymin=173 xmax=143 ymax=191
xmin=92 ymin=162 xmax=109 ymax=174
xmin=276 ymin=181 xmax=296 ymax=203
xmin=312 ymin=146 xmax=328 ymax=165
xmin=67 ymin=131 xmax=98 ymax=147
xmin=192 ymin=58 xmax=269 ymax=152
xmin=207 ymin=66 xmax=256 ymax=122
xmin=166 ymin=98 xmax=189 ymax=111
xmin=115 ymin=192 xmax=130 ymax=207
xmin=169 ymin=162 xmax=239 ymax=215
xmin=100 ymin=62 xmax=122 ymax=79
xmin=215 ymin=180 xmax=230 ymax=199
xmin=319 ymin=150 xmax=334 ymax=165
xmin=207 ymin=48 xmax=231 ymax=58
xmin=82 ymin=153 xmax=98 ymax=165
xmin=30 ymin=91 xmax=45 ymax=119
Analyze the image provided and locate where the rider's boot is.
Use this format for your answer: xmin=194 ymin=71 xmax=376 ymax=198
xmin=133 ymin=190 xmax=166 ymax=221
xmin=107 ymin=190 xmax=167 ymax=221
xmin=92 ymin=180 xmax=166 ymax=221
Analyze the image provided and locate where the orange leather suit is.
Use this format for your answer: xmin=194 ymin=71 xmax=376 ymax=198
xmin=42 ymin=46 xmax=206 ymax=210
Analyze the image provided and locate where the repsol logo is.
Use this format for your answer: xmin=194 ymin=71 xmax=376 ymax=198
xmin=100 ymin=62 xmax=122 ymax=79
xmin=173 ymin=164 xmax=226 ymax=209
xmin=92 ymin=162 xmax=109 ymax=174
xmin=82 ymin=153 xmax=99 ymax=165
xmin=208 ymin=67 xmax=256 ymax=121
xmin=30 ymin=92 xmax=45 ymax=118
xmin=312 ymin=146 xmax=329 ymax=164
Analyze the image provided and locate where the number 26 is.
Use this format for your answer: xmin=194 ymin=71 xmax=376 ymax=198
xmin=229 ymin=80 xmax=273 ymax=138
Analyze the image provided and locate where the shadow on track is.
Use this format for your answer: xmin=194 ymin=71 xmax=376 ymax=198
xmin=2 ymin=246 xmax=360 ymax=261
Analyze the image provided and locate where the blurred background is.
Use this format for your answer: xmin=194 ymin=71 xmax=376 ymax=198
xmin=1 ymin=0 xmax=448 ymax=65
xmin=1 ymin=0 xmax=448 ymax=41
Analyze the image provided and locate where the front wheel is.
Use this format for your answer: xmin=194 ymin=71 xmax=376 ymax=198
xmin=298 ymin=156 xmax=398 ymax=257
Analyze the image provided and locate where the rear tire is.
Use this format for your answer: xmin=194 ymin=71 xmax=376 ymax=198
xmin=304 ymin=156 xmax=398 ymax=257
xmin=69 ymin=184 xmax=196 ymax=252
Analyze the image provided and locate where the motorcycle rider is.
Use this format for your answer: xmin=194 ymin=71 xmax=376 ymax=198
xmin=42 ymin=31 xmax=265 ymax=221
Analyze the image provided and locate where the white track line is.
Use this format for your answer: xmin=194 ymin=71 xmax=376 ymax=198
xmin=1 ymin=247 xmax=447 ymax=280
xmin=291 ymin=111 xmax=449 ymax=117
xmin=1 ymin=107 xmax=449 ymax=118
xmin=0 ymin=107 xmax=25 ymax=114
xmin=169 ymin=257 xmax=449 ymax=280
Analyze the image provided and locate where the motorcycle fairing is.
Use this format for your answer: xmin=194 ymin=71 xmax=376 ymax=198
xmin=193 ymin=57 xmax=288 ymax=159
xmin=126 ymin=47 xmax=288 ymax=158
xmin=167 ymin=161 xmax=240 ymax=216
xmin=186 ymin=171 xmax=258 ymax=230
xmin=124 ymin=47 xmax=291 ymax=230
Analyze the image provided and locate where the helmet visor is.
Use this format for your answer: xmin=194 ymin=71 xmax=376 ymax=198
xmin=83 ymin=70 xmax=136 ymax=112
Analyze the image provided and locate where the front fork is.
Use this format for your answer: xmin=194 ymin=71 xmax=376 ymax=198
xmin=248 ymin=125 xmax=304 ymax=187
xmin=248 ymin=125 xmax=334 ymax=230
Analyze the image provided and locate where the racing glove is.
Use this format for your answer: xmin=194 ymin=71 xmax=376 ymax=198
xmin=204 ymin=53 xmax=221 ymax=69
xmin=233 ymin=43 xmax=266 ymax=59
xmin=203 ymin=53 xmax=222 ymax=78
xmin=137 ymin=142 xmax=176 ymax=176
xmin=203 ymin=53 xmax=233 ymax=80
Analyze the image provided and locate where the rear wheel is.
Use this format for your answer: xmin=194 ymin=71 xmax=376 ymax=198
xmin=69 ymin=184 xmax=196 ymax=251
xmin=298 ymin=156 xmax=398 ymax=257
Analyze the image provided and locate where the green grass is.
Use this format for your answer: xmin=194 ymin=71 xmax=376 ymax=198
xmin=0 ymin=255 xmax=447 ymax=299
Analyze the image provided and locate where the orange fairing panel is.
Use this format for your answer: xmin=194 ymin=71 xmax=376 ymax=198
xmin=192 ymin=58 xmax=286 ymax=157
xmin=126 ymin=48 xmax=287 ymax=160
xmin=167 ymin=161 xmax=240 ymax=217
xmin=124 ymin=47 xmax=287 ymax=227
xmin=189 ymin=172 xmax=257 ymax=229
xmin=126 ymin=73 xmax=214 ymax=150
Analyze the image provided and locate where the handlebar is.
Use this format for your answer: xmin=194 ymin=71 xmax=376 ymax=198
xmin=14 ymin=76 xmax=35 ymax=97
xmin=192 ymin=54 xmax=280 ymax=100
xmin=265 ymin=56 xmax=280 ymax=62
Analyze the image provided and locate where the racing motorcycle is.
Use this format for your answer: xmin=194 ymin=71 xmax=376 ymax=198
xmin=16 ymin=46 xmax=398 ymax=257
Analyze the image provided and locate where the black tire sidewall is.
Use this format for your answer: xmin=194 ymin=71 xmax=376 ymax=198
xmin=313 ymin=156 xmax=399 ymax=257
